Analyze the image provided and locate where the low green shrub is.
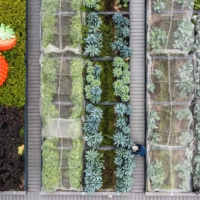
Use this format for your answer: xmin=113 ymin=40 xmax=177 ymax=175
xmin=194 ymin=0 xmax=200 ymax=10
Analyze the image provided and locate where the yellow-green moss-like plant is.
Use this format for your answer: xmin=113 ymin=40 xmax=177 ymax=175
xmin=0 ymin=0 xmax=26 ymax=107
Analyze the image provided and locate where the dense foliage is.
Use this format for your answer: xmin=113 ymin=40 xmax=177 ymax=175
xmin=112 ymin=13 xmax=132 ymax=59
xmin=0 ymin=0 xmax=26 ymax=191
xmin=0 ymin=106 xmax=24 ymax=191
xmin=113 ymin=103 xmax=135 ymax=193
xmin=112 ymin=57 xmax=130 ymax=102
xmin=85 ymin=61 xmax=102 ymax=104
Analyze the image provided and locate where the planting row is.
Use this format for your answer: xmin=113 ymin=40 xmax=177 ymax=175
xmin=41 ymin=0 xmax=134 ymax=194
xmin=146 ymin=0 xmax=199 ymax=193
xmin=0 ymin=0 xmax=27 ymax=191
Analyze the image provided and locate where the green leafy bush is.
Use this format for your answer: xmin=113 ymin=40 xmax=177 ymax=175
xmin=148 ymin=109 xmax=160 ymax=131
xmin=153 ymin=69 xmax=163 ymax=79
xmin=41 ymin=56 xmax=59 ymax=123
xmin=116 ymin=0 xmax=130 ymax=8
xmin=42 ymin=139 xmax=60 ymax=192
xmin=176 ymin=61 xmax=194 ymax=98
xmin=0 ymin=0 xmax=26 ymax=107
xmin=84 ymin=149 xmax=104 ymax=194
xmin=112 ymin=57 xmax=130 ymax=102
xmin=176 ymin=109 xmax=192 ymax=121
xmin=194 ymin=0 xmax=200 ymax=10
xmin=147 ymin=83 xmax=155 ymax=93
xmin=112 ymin=14 xmax=132 ymax=59
xmin=148 ymin=160 xmax=165 ymax=190
xmin=149 ymin=27 xmax=167 ymax=50
xmin=113 ymin=103 xmax=135 ymax=193
xmin=174 ymin=0 xmax=194 ymax=10
xmin=84 ymin=13 xmax=102 ymax=57
xmin=67 ymin=139 xmax=83 ymax=190
xmin=84 ymin=0 xmax=101 ymax=10
xmin=173 ymin=19 xmax=194 ymax=52
xmin=70 ymin=58 xmax=84 ymax=119
xmin=85 ymin=61 xmax=102 ymax=103
xmin=153 ymin=0 xmax=165 ymax=13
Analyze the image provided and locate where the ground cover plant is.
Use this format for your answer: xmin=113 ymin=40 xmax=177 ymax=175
xmin=147 ymin=0 xmax=196 ymax=192
xmin=112 ymin=13 xmax=132 ymax=59
xmin=83 ymin=0 xmax=129 ymax=11
xmin=0 ymin=0 xmax=26 ymax=191
xmin=83 ymin=14 xmax=115 ymax=57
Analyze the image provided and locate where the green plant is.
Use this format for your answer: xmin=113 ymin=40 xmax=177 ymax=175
xmin=149 ymin=27 xmax=167 ymax=50
xmin=153 ymin=69 xmax=163 ymax=79
xmin=85 ymin=62 xmax=102 ymax=103
xmin=176 ymin=109 xmax=192 ymax=121
xmin=84 ymin=13 xmax=102 ymax=57
xmin=116 ymin=0 xmax=130 ymax=8
xmin=173 ymin=19 xmax=194 ymax=52
xmin=147 ymin=83 xmax=155 ymax=93
xmin=149 ymin=132 xmax=160 ymax=146
xmin=70 ymin=58 xmax=84 ymax=119
xmin=176 ymin=131 xmax=194 ymax=146
xmin=148 ymin=160 xmax=165 ymax=190
xmin=84 ymin=0 xmax=101 ymax=10
xmin=70 ymin=14 xmax=82 ymax=48
xmin=174 ymin=159 xmax=192 ymax=191
xmin=174 ymin=0 xmax=194 ymax=10
xmin=153 ymin=0 xmax=165 ymax=13
xmin=42 ymin=139 xmax=60 ymax=192
xmin=194 ymin=0 xmax=200 ymax=10
xmin=41 ymin=56 xmax=59 ymax=123
xmin=67 ymin=139 xmax=83 ymax=189
xmin=71 ymin=0 xmax=82 ymax=11
xmin=84 ymin=149 xmax=104 ymax=194
xmin=148 ymin=109 xmax=160 ymax=131
xmin=176 ymin=61 xmax=194 ymax=98
xmin=112 ymin=57 xmax=130 ymax=101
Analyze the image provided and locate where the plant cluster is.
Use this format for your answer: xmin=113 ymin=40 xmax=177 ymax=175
xmin=112 ymin=57 xmax=130 ymax=102
xmin=173 ymin=19 xmax=194 ymax=52
xmin=70 ymin=58 xmax=84 ymax=119
xmin=84 ymin=149 xmax=104 ymax=194
xmin=149 ymin=27 xmax=167 ymax=50
xmin=111 ymin=13 xmax=132 ymax=59
xmin=84 ymin=0 xmax=101 ymax=10
xmin=84 ymin=104 xmax=103 ymax=148
xmin=147 ymin=82 xmax=155 ymax=93
xmin=42 ymin=139 xmax=60 ymax=192
xmin=176 ymin=61 xmax=194 ymax=99
xmin=194 ymin=0 xmax=200 ymax=10
xmin=148 ymin=109 xmax=160 ymax=131
xmin=153 ymin=69 xmax=163 ymax=79
xmin=148 ymin=160 xmax=165 ymax=190
xmin=0 ymin=0 xmax=26 ymax=191
xmin=84 ymin=12 xmax=103 ymax=57
xmin=113 ymin=103 xmax=135 ymax=193
xmin=85 ymin=61 xmax=102 ymax=104
xmin=116 ymin=0 xmax=130 ymax=8
xmin=67 ymin=139 xmax=83 ymax=190
xmin=153 ymin=0 xmax=165 ymax=13
xmin=0 ymin=106 xmax=24 ymax=191
xmin=174 ymin=0 xmax=194 ymax=10
xmin=176 ymin=109 xmax=193 ymax=121
xmin=41 ymin=56 xmax=59 ymax=123
xmin=41 ymin=0 xmax=59 ymax=47
xmin=174 ymin=148 xmax=193 ymax=191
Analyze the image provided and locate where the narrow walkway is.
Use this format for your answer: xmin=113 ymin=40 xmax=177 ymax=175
xmin=129 ymin=0 xmax=146 ymax=193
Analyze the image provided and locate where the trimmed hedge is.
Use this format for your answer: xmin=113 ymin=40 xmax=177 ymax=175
xmin=0 ymin=0 xmax=26 ymax=107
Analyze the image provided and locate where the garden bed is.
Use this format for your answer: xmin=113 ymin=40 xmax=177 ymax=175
xmin=148 ymin=148 xmax=192 ymax=192
xmin=83 ymin=0 xmax=129 ymax=11
xmin=0 ymin=0 xmax=27 ymax=191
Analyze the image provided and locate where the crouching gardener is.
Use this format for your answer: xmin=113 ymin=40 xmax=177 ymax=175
xmin=132 ymin=144 xmax=146 ymax=156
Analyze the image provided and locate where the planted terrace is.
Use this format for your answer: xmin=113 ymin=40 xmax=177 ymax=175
xmin=146 ymin=0 xmax=200 ymax=193
xmin=40 ymin=0 xmax=134 ymax=194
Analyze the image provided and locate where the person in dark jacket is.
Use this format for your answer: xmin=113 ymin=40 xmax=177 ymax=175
xmin=131 ymin=144 xmax=146 ymax=156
